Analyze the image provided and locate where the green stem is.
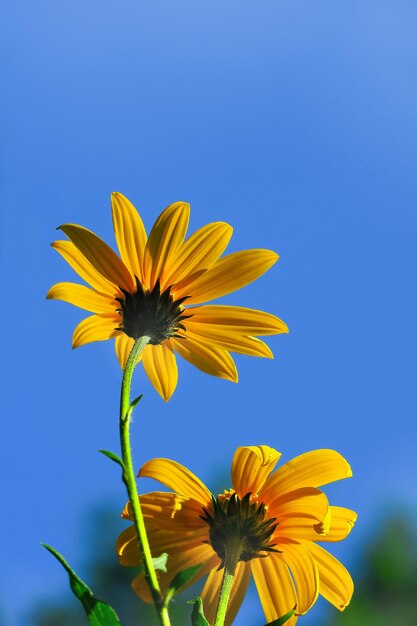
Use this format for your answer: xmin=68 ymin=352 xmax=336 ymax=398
xmin=119 ymin=336 xmax=171 ymax=626
xmin=213 ymin=545 xmax=240 ymax=626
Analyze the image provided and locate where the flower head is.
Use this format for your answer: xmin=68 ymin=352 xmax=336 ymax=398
xmin=48 ymin=193 xmax=287 ymax=400
xmin=116 ymin=446 xmax=356 ymax=625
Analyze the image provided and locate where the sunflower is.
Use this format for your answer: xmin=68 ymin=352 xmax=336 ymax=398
xmin=116 ymin=445 xmax=356 ymax=625
xmin=48 ymin=193 xmax=288 ymax=400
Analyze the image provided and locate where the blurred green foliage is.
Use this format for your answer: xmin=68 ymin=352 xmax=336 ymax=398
xmin=326 ymin=516 xmax=417 ymax=626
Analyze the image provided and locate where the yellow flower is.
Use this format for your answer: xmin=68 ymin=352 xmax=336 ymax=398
xmin=48 ymin=193 xmax=288 ymax=400
xmin=117 ymin=446 xmax=356 ymax=626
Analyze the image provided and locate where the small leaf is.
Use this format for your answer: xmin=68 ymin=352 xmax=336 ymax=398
xmin=136 ymin=552 xmax=169 ymax=576
xmin=42 ymin=543 xmax=123 ymax=625
xmin=169 ymin=564 xmax=202 ymax=593
xmin=164 ymin=563 xmax=203 ymax=608
xmin=152 ymin=552 xmax=169 ymax=572
xmin=187 ymin=596 xmax=210 ymax=626
xmin=126 ymin=394 xmax=144 ymax=420
xmin=265 ymin=606 xmax=296 ymax=625
xmin=98 ymin=449 xmax=124 ymax=468
xmin=130 ymin=394 xmax=143 ymax=412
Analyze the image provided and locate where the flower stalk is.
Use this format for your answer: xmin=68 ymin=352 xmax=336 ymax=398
xmin=213 ymin=542 xmax=240 ymax=626
xmin=119 ymin=336 xmax=171 ymax=626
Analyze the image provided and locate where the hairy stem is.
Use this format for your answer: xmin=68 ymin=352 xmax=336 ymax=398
xmin=213 ymin=544 xmax=240 ymax=626
xmin=119 ymin=336 xmax=171 ymax=626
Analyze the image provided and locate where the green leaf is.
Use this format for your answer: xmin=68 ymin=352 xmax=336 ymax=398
xmin=98 ymin=449 xmax=124 ymax=469
xmin=42 ymin=543 xmax=123 ymax=625
xmin=164 ymin=564 xmax=202 ymax=607
xmin=187 ymin=596 xmax=210 ymax=626
xmin=125 ymin=394 xmax=143 ymax=420
xmin=265 ymin=606 xmax=296 ymax=625
xmin=153 ymin=552 xmax=169 ymax=572
xmin=136 ymin=552 xmax=169 ymax=576
xmin=169 ymin=564 xmax=202 ymax=593
xmin=129 ymin=394 xmax=143 ymax=412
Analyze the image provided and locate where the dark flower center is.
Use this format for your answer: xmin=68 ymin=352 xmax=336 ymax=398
xmin=115 ymin=277 xmax=192 ymax=344
xmin=201 ymin=491 xmax=278 ymax=566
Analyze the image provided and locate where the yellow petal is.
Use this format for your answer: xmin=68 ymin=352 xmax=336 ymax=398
xmin=117 ymin=491 xmax=210 ymax=567
xmin=268 ymin=487 xmax=329 ymax=525
xmin=51 ymin=240 xmax=115 ymax=293
xmin=131 ymin=544 xmax=218 ymax=603
xmin=142 ymin=343 xmax=178 ymax=401
xmin=47 ymin=282 xmax=114 ymax=313
xmin=184 ymin=324 xmax=274 ymax=358
xmin=231 ymin=446 xmax=281 ymax=498
xmin=59 ymin=224 xmax=134 ymax=292
xmin=72 ymin=313 xmax=120 ymax=348
xmin=121 ymin=491 xmax=188 ymax=522
xmin=114 ymin=334 xmax=137 ymax=370
xmin=138 ymin=458 xmax=212 ymax=506
xmin=320 ymin=506 xmax=357 ymax=542
xmin=116 ymin=524 xmax=141 ymax=567
xmin=171 ymin=335 xmax=238 ymax=382
xmin=164 ymin=222 xmax=233 ymax=289
xmin=149 ymin=528 xmax=210 ymax=555
xmin=299 ymin=506 xmax=358 ymax=543
xmin=252 ymin=554 xmax=298 ymax=625
xmin=111 ymin=192 xmax=147 ymax=281
xmin=185 ymin=305 xmax=289 ymax=335
xmin=308 ymin=543 xmax=354 ymax=610
xmin=151 ymin=525 xmax=209 ymax=553
xmin=143 ymin=201 xmax=190 ymax=290
xmin=122 ymin=492 xmax=203 ymax=527
xmin=180 ymin=249 xmax=278 ymax=305
xmin=279 ymin=539 xmax=319 ymax=615
xmin=313 ymin=507 xmax=332 ymax=536
xmin=141 ymin=492 xmax=208 ymax=531
xmin=201 ymin=560 xmax=252 ymax=626
xmin=116 ymin=524 xmax=207 ymax=568
xmin=271 ymin=490 xmax=331 ymax=543
xmin=260 ymin=450 xmax=352 ymax=502
xmin=117 ymin=525 xmax=207 ymax=567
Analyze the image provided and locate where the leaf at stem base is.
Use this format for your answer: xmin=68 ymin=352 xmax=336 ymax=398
xmin=42 ymin=543 xmax=123 ymax=626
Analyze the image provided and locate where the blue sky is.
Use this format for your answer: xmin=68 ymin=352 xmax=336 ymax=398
xmin=2 ymin=1 xmax=417 ymax=624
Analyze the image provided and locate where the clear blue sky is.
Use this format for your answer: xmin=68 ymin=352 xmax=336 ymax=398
xmin=2 ymin=1 xmax=417 ymax=625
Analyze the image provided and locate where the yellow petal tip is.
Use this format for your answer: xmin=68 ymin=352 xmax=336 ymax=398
xmin=111 ymin=191 xmax=127 ymax=202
